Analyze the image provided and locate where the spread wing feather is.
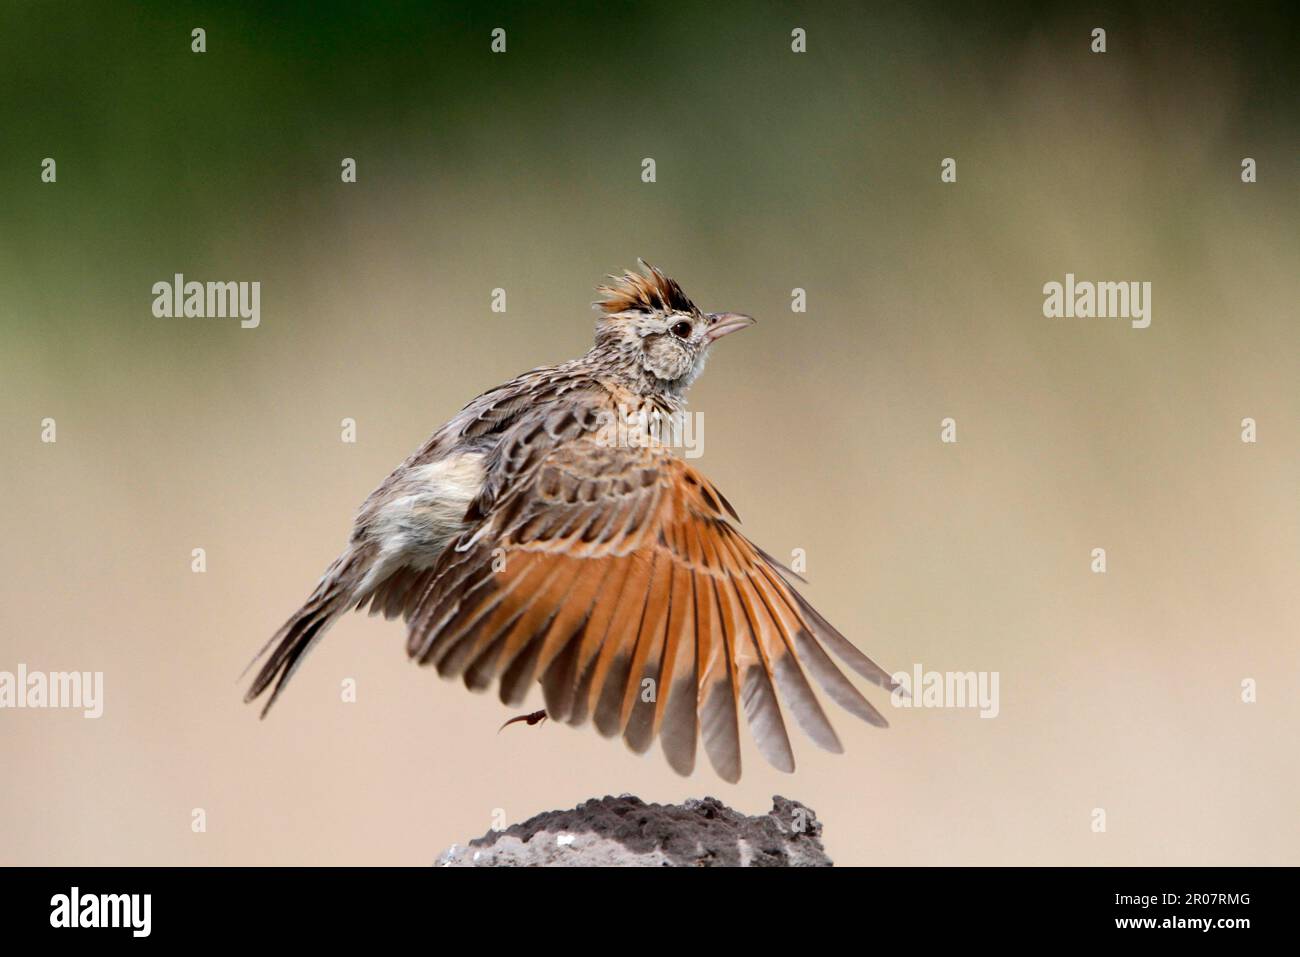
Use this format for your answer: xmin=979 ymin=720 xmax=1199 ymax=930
xmin=404 ymin=405 xmax=894 ymax=780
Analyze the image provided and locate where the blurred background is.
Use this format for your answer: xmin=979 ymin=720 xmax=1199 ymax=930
xmin=1 ymin=0 xmax=1297 ymax=866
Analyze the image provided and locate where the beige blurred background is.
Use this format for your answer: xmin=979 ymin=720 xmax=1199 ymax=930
xmin=2 ymin=2 xmax=1297 ymax=865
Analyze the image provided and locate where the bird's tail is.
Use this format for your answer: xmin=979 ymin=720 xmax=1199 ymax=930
xmin=243 ymin=551 xmax=362 ymax=717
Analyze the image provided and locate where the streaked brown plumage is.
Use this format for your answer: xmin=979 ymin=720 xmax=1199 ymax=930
xmin=245 ymin=262 xmax=896 ymax=781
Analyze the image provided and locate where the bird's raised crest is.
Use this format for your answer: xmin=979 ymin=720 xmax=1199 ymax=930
xmin=595 ymin=260 xmax=698 ymax=316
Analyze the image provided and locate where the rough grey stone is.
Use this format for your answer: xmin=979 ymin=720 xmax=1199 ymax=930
xmin=436 ymin=794 xmax=832 ymax=867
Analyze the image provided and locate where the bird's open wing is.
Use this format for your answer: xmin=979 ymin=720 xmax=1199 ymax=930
xmin=405 ymin=409 xmax=895 ymax=781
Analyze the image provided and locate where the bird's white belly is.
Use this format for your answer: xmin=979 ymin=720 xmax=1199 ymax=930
xmin=359 ymin=452 xmax=486 ymax=592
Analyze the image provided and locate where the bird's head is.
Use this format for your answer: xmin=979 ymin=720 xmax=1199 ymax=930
xmin=591 ymin=261 xmax=755 ymax=394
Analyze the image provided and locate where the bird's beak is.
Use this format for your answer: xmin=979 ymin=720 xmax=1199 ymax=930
xmin=704 ymin=312 xmax=756 ymax=342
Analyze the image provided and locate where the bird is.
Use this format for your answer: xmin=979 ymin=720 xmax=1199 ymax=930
xmin=245 ymin=261 xmax=897 ymax=781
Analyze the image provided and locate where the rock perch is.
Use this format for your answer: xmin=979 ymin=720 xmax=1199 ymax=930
xmin=437 ymin=795 xmax=832 ymax=867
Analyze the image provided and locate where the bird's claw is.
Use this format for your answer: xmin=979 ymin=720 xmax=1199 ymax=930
xmin=498 ymin=709 xmax=548 ymax=733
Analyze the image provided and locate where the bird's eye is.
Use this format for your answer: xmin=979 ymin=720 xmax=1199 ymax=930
xmin=670 ymin=320 xmax=693 ymax=339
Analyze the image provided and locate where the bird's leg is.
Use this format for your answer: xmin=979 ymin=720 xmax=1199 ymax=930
xmin=497 ymin=709 xmax=548 ymax=733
